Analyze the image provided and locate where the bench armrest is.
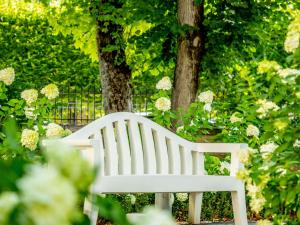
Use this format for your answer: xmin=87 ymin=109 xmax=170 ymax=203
xmin=194 ymin=143 xmax=247 ymax=176
xmin=42 ymin=139 xmax=93 ymax=148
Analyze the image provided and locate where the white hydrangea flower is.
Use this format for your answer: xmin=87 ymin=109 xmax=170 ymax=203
xmin=155 ymin=97 xmax=171 ymax=111
xmin=246 ymin=124 xmax=259 ymax=137
xmin=24 ymin=106 xmax=37 ymax=120
xmin=230 ymin=114 xmax=242 ymax=123
xmin=257 ymin=60 xmax=281 ymax=74
xmin=17 ymin=165 xmax=77 ymax=225
xmin=0 ymin=67 xmax=15 ymax=85
xmin=156 ymin=77 xmax=172 ymax=90
xmin=249 ymin=196 xmax=266 ymax=214
xmin=238 ymin=148 xmax=250 ymax=164
xmin=198 ymin=90 xmax=214 ymax=104
xmin=133 ymin=206 xmax=177 ymax=225
xmin=220 ymin=161 xmax=230 ymax=174
xmin=126 ymin=194 xmax=136 ymax=205
xmin=41 ymin=84 xmax=59 ymax=100
xmin=176 ymin=126 xmax=184 ymax=133
xmin=277 ymin=68 xmax=300 ymax=79
xmin=284 ymin=31 xmax=299 ymax=53
xmin=21 ymin=89 xmax=38 ymax=105
xmin=0 ymin=192 xmax=19 ymax=224
xmin=45 ymin=146 xmax=93 ymax=191
xmin=46 ymin=123 xmax=65 ymax=138
xmin=21 ymin=129 xmax=39 ymax=151
xmin=260 ymin=142 xmax=278 ymax=159
xmin=203 ymin=103 xmax=212 ymax=112
xmin=256 ymin=99 xmax=279 ymax=118
xmin=257 ymin=219 xmax=273 ymax=225
xmin=246 ymin=183 xmax=261 ymax=199
xmin=175 ymin=193 xmax=188 ymax=202
xmin=293 ymin=139 xmax=300 ymax=148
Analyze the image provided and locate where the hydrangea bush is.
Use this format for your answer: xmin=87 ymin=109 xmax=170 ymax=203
xmin=150 ymin=13 xmax=300 ymax=225
xmin=0 ymin=67 xmax=70 ymax=159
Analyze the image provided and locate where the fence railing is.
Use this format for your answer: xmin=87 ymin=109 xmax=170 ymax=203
xmin=49 ymin=86 xmax=153 ymax=129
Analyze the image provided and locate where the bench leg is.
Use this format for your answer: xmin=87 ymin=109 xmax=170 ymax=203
xmin=84 ymin=196 xmax=98 ymax=225
xmin=231 ymin=185 xmax=248 ymax=225
xmin=89 ymin=203 xmax=98 ymax=225
xmin=155 ymin=193 xmax=173 ymax=213
xmin=188 ymin=192 xmax=203 ymax=224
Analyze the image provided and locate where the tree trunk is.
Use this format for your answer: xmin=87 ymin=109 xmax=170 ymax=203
xmin=172 ymin=0 xmax=205 ymax=111
xmin=96 ymin=3 xmax=132 ymax=114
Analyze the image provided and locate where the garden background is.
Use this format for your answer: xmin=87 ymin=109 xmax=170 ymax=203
xmin=0 ymin=1 xmax=299 ymax=225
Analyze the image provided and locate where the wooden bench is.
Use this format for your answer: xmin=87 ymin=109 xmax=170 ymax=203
xmin=61 ymin=112 xmax=248 ymax=225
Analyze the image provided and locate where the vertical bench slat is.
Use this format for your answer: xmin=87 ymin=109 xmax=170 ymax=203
xmin=103 ymin=123 xmax=118 ymax=175
xmin=180 ymin=146 xmax=193 ymax=175
xmin=94 ymin=131 xmax=105 ymax=176
xmin=128 ymin=119 xmax=144 ymax=174
xmin=115 ymin=120 xmax=131 ymax=175
xmin=153 ymin=131 xmax=169 ymax=174
xmin=192 ymin=151 xmax=205 ymax=175
xmin=140 ymin=124 xmax=156 ymax=174
xmin=167 ymin=139 xmax=181 ymax=175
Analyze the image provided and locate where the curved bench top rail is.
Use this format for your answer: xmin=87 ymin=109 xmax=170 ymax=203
xmin=64 ymin=112 xmax=196 ymax=149
xmin=63 ymin=112 xmax=246 ymax=153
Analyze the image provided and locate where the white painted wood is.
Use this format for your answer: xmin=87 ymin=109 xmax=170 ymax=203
xmin=103 ymin=124 xmax=118 ymax=175
xmin=167 ymin=139 xmax=181 ymax=174
xmin=93 ymin=175 xmax=242 ymax=193
xmin=180 ymin=146 xmax=193 ymax=175
xmin=231 ymin=183 xmax=248 ymax=225
xmin=52 ymin=112 xmax=248 ymax=225
xmin=152 ymin=131 xmax=169 ymax=174
xmin=189 ymin=192 xmax=203 ymax=224
xmin=139 ymin=123 xmax=156 ymax=174
xmin=115 ymin=120 xmax=131 ymax=175
xmin=127 ymin=119 xmax=144 ymax=174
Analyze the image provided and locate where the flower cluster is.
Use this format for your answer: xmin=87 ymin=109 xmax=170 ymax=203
xmin=0 ymin=145 xmax=93 ymax=225
xmin=198 ymin=90 xmax=214 ymax=104
xmin=284 ymin=14 xmax=300 ymax=53
xmin=238 ymin=148 xmax=250 ymax=164
xmin=293 ymin=139 xmax=300 ymax=148
xmin=21 ymin=129 xmax=39 ymax=151
xmin=133 ymin=207 xmax=176 ymax=225
xmin=230 ymin=113 xmax=242 ymax=123
xmin=24 ymin=106 xmax=37 ymax=120
xmin=220 ymin=161 xmax=230 ymax=174
xmin=260 ymin=142 xmax=278 ymax=160
xmin=46 ymin=123 xmax=65 ymax=138
xmin=155 ymin=97 xmax=171 ymax=111
xmin=125 ymin=194 xmax=136 ymax=205
xmin=45 ymin=146 xmax=93 ymax=191
xmin=156 ymin=76 xmax=172 ymax=90
xmin=198 ymin=90 xmax=214 ymax=112
xmin=0 ymin=67 xmax=15 ymax=85
xmin=246 ymin=124 xmax=259 ymax=137
xmin=21 ymin=89 xmax=38 ymax=105
xmin=257 ymin=219 xmax=273 ymax=225
xmin=256 ymin=99 xmax=279 ymax=118
xmin=41 ymin=84 xmax=59 ymax=100
xmin=18 ymin=165 xmax=77 ymax=225
xmin=0 ymin=192 xmax=19 ymax=225
xmin=257 ymin=60 xmax=281 ymax=74
xmin=175 ymin=193 xmax=188 ymax=202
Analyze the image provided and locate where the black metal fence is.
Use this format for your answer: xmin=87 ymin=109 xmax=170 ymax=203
xmin=49 ymin=86 xmax=153 ymax=129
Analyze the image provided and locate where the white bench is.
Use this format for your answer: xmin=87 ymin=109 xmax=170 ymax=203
xmin=61 ymin=112 xmax=248 ymax=225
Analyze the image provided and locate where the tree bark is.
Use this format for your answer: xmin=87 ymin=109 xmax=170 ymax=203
xmin=96 ymin=2 xmax=132 ymax=114
xmin=172 ymin=0 xmax=205 ymax=111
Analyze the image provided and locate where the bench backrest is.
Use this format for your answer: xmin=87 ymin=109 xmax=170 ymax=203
xmin=64 ymin=112 xmax=206 ymax=176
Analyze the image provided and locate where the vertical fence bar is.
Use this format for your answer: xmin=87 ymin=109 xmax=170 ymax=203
xmin=93 ymin=85 xmax=96 ymax=120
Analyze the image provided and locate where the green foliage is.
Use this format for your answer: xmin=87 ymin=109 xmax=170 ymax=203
xmin=0 ymin=15 xmax=99 ymax=91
